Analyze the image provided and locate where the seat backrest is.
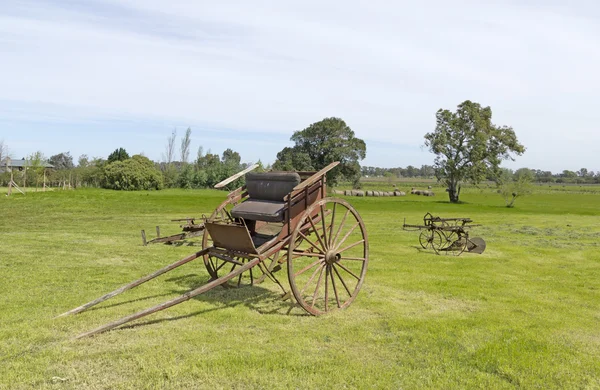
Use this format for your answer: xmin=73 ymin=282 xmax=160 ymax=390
xmin=245 ymin=172 xmax=301 ymax=201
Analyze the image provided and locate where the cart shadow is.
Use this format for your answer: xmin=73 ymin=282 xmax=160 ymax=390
xmin=84 ymin=293 xmax=175 ymax=312
xmin=165 ymin=240 xmax=203 ymax=247
xmin=118 ymin=274 xmax=306 ymax=330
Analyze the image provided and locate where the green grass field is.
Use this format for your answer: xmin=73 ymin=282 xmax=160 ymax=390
xmin=1 ymin=185 xmax=599 ymax=389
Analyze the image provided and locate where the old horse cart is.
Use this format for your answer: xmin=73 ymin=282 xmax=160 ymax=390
xmin=403 ymin=212 xmax=486 ymax=256
xmin=59 ymin=162 xmax=369 ymax=338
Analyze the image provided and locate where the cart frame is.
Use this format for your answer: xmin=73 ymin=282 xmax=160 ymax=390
xmin=58 ymin=162 xmax=369 ymax=338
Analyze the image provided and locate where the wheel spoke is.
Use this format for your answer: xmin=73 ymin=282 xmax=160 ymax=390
xmin=330 ymin=266 xmax=341 ymax=308
xmin=332 ymin=264 xmax=352 ymax=296
xmin=311 ymin=266 xmax=326 ymax=307
xmin=331 ymin=209 xmax=350 ymax=248
xmin=297 ymin=230 xmax=325 ymax=254
xmin=292 ymin=251 xmax=325 ymax=259
xmin=333 ymin=222 xmax=360 ymax=250
xmin=339 ymin=256 xmax=366 ymax=261
xmin=209 ymin=256 xmax=217 ymax=273
xmin=300 ymin=264 xmax=325 ymax=295
xmin=336 ymin=261 xmax=360 ymax=280
xmin=294 ymin=258 xmax=324 ymax=277
xmin=320 ymin=205 xmax=328 ymax=249
xmin=336 ymin=239 xmax=365 ymax=254
xmin=309 ymin=215 xmax=327 ymax=252
xmin=324 ymin=266 xmax=329 ymax=311
xmin=214 ymin=260 xmax=227 ymax=273
xmin=328 ymin=202 xmax=337 ymax=247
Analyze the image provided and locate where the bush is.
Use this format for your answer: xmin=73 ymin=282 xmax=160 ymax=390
xmin=103 ymin=155 xmax=163 ymax=191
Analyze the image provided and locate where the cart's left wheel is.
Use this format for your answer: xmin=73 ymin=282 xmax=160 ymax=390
xmin=419 ymin=229 xmax=440 ymax=249
xmin=288 ymin=198 xmax=368 ymax=316
xmin=202 ymin=199 xmax=253 ymax=287
xmin=433 ymin=231 xmax=467 ymax=256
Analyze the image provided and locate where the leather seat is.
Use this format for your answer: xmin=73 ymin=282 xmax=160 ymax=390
xmin=231 ymin=172 xmax=301 ymax=222
xmin=230 ymin=199 xmax=287 ymax=223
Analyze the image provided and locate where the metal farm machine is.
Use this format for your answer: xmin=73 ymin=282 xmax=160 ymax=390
xmin=403 ymin=212 xmax=486 ymax=256
xmin=59 ymin=162 xmax=369 ymax=338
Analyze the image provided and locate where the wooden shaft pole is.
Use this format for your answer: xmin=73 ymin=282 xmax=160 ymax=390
xmin=75 ymin=257 xmax=260 ymax=338
xmin=56 ymin=248 xmax=209 ymax=318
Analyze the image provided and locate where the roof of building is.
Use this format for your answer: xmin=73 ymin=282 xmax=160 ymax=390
xmin=2 ymin=158 xmax=54 ymax=168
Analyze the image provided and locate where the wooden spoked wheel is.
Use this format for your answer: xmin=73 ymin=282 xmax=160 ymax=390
xmin=419 ymin=229 xmax=440 ymax=249
xmin=288 ymin=198 xmax=368 ymax=316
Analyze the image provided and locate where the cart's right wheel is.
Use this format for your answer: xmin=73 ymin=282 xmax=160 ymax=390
xmin=288 ymin=198 xmax=368 ymax=316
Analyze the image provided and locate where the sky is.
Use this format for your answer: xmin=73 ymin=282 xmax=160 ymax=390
xmin=1 ymin=0 xmax=599 ymax=173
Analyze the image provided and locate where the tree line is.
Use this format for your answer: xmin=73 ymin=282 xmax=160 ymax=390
xmin=361 ymin=165 xmax=435 ymax=179
xmin=2 ymin=102 xmax=596 ymax=203
xmin=362 ymin=163 xmax=600 ymax=185
xmin=0 ymin=118 xmax=367 ymax=191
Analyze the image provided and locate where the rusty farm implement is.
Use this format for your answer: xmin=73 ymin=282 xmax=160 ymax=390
xmin=58 ymin=162 xmax=369 ymax=338
xmin=403 ymin=212 xmax=486 ymax=256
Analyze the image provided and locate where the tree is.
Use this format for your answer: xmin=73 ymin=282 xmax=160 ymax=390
xmin=424 ymin=100 xmax=525 ymax=203
xmin=78 ymin=157 xmax=106 ymax=187
xmin=78 ymin=154 xmax=90 ymax=168
xmin=0 ymin=140 xmax=8 ymax=165
xmin=577 ymin=168 xmax=589 ymax=178
xmin=107 ymin=148 xmax=130 ymax=164
xmin=221 ymin=148 xmax=241 ymax=168
xmin=48 ymin=152 xmax=74 ymax=170
xmin=180 ymin=127 xmax=191 ymax=164
xmin=272 ymin=147 xmax=314 ymax=172
xmin=273 ymin=117 xmax=366 ymax=187
xmin=27 ymin=151 xmax=46 ymax=191
xmin=161 ymin=130 xmax=179 ymax=188
xmin=496 ymin=167 xmax=533 ymax=207
xmin=164 ymin=129 xmax=177 ymax=165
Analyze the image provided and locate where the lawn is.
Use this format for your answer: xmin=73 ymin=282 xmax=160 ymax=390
xmin=1 ymin=186 xmax=599 ymax=389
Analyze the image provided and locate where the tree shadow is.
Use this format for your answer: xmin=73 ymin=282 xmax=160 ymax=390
xmin=431 ymin=200 xmax=471 ymax=205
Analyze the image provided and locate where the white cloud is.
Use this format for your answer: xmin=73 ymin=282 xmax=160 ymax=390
xmin=0 ymin=0 xmax=599 ymax=171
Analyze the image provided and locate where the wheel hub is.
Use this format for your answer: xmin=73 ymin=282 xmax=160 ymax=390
xmin=325 ymin=250 xmax=341 ymax=265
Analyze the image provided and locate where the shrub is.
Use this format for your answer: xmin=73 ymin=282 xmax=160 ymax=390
xmin=103 ymin=155 xmax=163 ymax=191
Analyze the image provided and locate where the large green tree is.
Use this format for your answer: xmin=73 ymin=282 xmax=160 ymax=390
xmin=424 ymin=100 xmax=525 ymax=203
xmin=273 ymin=117 xmax=366 ymax=187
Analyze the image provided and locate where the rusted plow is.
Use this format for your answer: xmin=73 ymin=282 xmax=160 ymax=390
xmin=403 ymin=212 xmax=486 ymax=256
xmin=58 ymin=162 xmax=369 ymax=338
xmin=141 ymin=218 xmax=205 ymax=245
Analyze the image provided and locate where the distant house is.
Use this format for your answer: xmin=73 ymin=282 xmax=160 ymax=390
xmin=0 ymin=158 xmax=54 ymax=173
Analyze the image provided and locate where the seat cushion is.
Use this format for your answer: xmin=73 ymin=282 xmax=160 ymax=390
xmin=231 ymin=199 xmax=286 ymax=222
xmin=245 ymin=172 xmax=301 ymax=201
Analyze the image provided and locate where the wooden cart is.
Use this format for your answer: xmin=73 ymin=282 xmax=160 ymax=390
xmin=59 ymin=162 xmax=369 ymax=338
